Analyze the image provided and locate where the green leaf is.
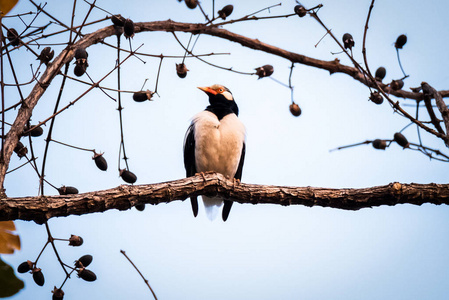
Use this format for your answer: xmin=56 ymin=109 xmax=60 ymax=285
xmin=0 ymin=258 xmax=24 ymax=298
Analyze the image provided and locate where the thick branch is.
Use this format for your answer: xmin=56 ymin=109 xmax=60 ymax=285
xmin=1 ymin=173 xmax=448 ymax=223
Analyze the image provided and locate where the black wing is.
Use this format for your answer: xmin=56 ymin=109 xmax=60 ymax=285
xmin=183 ymin=123 xmax=198 ymax=217
xmin=223 ymin=142 xmax=246 ymax=221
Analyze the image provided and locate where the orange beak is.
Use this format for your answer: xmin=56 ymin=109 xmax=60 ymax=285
xmin=197 ymin=86 xmax=217 ymax=95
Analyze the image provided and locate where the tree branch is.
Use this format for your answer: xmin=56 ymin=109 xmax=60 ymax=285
xmin=1 ymin=173 xmax=448 ymax=223
xmin=2 ymin=19 xmax=448 ymax=195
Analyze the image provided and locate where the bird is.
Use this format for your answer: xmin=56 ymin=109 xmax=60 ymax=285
xmin=183 ymin=84 xmax=246 ymax=221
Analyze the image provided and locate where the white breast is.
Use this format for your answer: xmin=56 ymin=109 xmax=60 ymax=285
xmin=193 ymin=111 xmax=245 ymax=177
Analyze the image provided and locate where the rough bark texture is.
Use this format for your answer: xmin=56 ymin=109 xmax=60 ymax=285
xmin=1 ymin=173 xmax=448 ymax=223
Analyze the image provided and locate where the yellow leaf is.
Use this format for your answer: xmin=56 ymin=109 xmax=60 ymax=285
xmin=0 ymin=221 xmax=20 ymax=254
xmin=0 ymin=0 xmax=19 ymax=16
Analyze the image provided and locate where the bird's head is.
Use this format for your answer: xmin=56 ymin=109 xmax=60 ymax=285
xmin=198 ymin=84 xmax=239 ymax=116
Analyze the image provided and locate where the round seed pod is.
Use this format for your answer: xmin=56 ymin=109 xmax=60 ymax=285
xmin=255 ymin=64 xmax=274 ymax=79
xmin=32 ymin=268 xmax=45 ymax=286
xmin=394 ymin=132 xmax=409 ymax=148
xmin=37 ymin=47 xmax=54 ymax=65
xmin=75 ymin=254 xmax=93 ymax=268
xmin=133 ymin=91 xmax=148 ymax=102
xmin=217 ymin=5 xmax=233 ymax=20
xmin=176 ymin=63 xmax=189 ymax=78
xmin=69 ymin=234 xmax=84 ymax=246
xmin=14 ymin=141 xmax=24 ymax=153
xmin=185 ymin=0 xmax=198 ymax=9
xmin=77 ymin=268 xmax=97 ymax=282
xmin=74 ymin=63 xmax=87 ymax=77
xmin=372 ymin=139 xmax=387 ymax=150
xmin=14 ymin=141 xmax=28 ymax=158
xmin=375 ymin=67 xmax=386 ymax=81
xmin=289 ymin=102 xmax=301 ymax=117
xmin=58 ymin=186 xmax=79 ymax=195
xmin=17 ymin=260 xmax=33 ymax=273
xmin=123 ymin=18 xmax=134 ymax=39
xmin=294 ymin=5 xmax=307 ymax=17
xmin=52 ymin=287 xmax=64 ymax=300
xmin=390 ymin=79 xmax=404 ymax=91
xmin=74 ymin=48 xmax=88 ymax=60
xmin=342 ymin=33 xmax=354 ymax=50
xmin=7 ymin=28 xmax=20 ymax=46
xmin=135 ymin=203 xmax=145 ymax=211
xmin=369 ymin=91 xmax=383 ymax=105
xmin=28 ymin=125 xmax=44 ymax=137
xmin=93 ymin=153 xmax=108 ymax=171
xmin=395 ymin=34 xmax=407 ymax=49
xmin=120 ymin=169 xmax=137 ymax=184
xmin=111 ymin=14 xmax=126 ymax=26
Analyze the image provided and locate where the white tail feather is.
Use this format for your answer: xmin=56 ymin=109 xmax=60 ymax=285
xmin=202 ymin=196 xmax=223 ymax=221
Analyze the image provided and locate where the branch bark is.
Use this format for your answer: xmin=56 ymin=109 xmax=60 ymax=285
xmin=1 ymin=173 xmax=448 ymax=223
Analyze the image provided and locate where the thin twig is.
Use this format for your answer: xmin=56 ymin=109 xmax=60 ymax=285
xmin=120 ymin=250 xmax=158 ymax=300
xmin=48 ymin=138 xmax=95 ymax=153
xmin=172 ymin=32 xmax=254 ymax=75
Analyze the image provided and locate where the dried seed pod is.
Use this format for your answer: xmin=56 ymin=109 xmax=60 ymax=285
xmin=32 ymin=268 xmax=45 ymax=286
xmin=185 ymin=0 xmax=198 ymax=9
xmin=27 ymin=125 xmax=44 ymax=137
xmin=176 ymin=63 xmax=189 ymax=78
xmin=133 ymin=91 xmax=148 ymax=102
xmin=58 ymin=186 xmax=79 ymax=195
xmin=394 ymin=132 xmax=409 ymax=148
xmin=217 ymin=5 xmax=233 ymax=20
xmin=289 ymin=102 xmax=301 ymax=117
xmin=37 ymin=47 xmax=54 ymax=65
xmin=255 ymin=64 xmax=274 ymax=79
xmin=120 ymin=169 xmax=137 ymax=184
xmin=369 ymin=91 xmax=383 ymax=105
xmin=14 ymin=141 xmax=24 ymax=153
xmin=342 ymin=33 xmax=354 ymax=50
xmin=111 ymin=14 xmax=126 ymax=26
xmin=395 ymin=34 xmax=407 ymax=49
xmin=17 ymin=260 xmax=33 ymax=273
xmin=133 ymin=90 xmax=153 ymax=102
xmin=294 ymin=4 xmax=307 ymax=17
xmin=375 ymin=67 xmax=386 ymax=81
xmin=74 ymin=63 xmax=87 ymax=77
xmin=77 ymin=268 xmax=97 ymax=282
xmin=75 ymin=254 xmax=93 ymax=268
xmin=69 ymin=234 xmax=84 ymax=246
xmin=74 ymin=48 xmax=88 ymax=60
xmin=14 ymin=141 xmax=28 ymax=158
xmin=135 ymin=203 xmax=145 ymax=211
xmin=372 ymin=139 xmax=387 ymax=150
xmin=7 ymin=28 xmax=20 ymax=46
xmin=93 ymin=152 xmax=108 ymax=171
xmin=390 ymin=79 xmax=404 ymax=91
xmin=52 ymin=287 xmax=64 ymax=300
xmin=123 ymin=18 xmax=134 ymax=39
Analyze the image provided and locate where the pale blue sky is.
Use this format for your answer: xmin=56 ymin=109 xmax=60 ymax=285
xmin=3 ymin=0 xmax=449 ymax=299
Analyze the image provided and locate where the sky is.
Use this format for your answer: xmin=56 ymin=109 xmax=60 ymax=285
xmin=2 ymin=0 xmax=449 ymax=299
